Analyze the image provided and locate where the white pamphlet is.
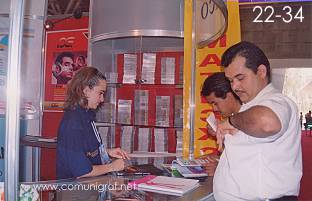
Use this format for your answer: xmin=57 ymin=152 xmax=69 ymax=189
xmin=206 ymin=113 xmax=217 ymax=132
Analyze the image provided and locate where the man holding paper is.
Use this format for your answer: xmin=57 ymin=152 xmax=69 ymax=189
xmin=200 ymin=72 xmax=241 ymax=176
xmin=201 ymin=72 xmax=241 ymax=136
xmin=213 ymin=41 xmax=302 ymax=201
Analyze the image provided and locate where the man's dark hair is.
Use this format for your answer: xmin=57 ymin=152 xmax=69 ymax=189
xmin=55 ymin=52 xmax=74 ymax=66
xmin=221 ymin=41 xmax=271 ymax=82
xmin=201 ymin=72 xmax=240 ymax=101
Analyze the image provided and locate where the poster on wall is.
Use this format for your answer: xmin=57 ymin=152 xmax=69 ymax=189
xmin=183 ymin=0 xmax=241 ymax=158
xmin=192 ymin=0 xmax=241 ymax=157
xmin=44 ymin=29 xmax=88 ymax=111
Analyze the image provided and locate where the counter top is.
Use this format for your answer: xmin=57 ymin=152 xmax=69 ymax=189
xmin=21 ymin=173 xmax=213 ymax=201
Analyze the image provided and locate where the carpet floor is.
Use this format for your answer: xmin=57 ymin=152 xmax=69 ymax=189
xmin=299 ymin=130 xmax=312 ymax=201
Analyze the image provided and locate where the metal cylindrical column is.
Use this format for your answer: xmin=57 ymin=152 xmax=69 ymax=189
xmin=5 ymin=0 xmax=25 ymax=200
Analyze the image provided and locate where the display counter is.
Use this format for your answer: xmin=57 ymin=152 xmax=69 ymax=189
xmin=20 ymin=156 xmax=214 ymax=201
xmin=21 ymin=174 xmax=213 ymax=201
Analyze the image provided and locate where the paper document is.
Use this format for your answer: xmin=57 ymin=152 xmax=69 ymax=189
xmin=206 ymin=113 xmax=217 ymax=132
xmin=172 ymin=161 xmax=208 ymax=178
xmin=129 ymin=175 xmax=199 ymax=196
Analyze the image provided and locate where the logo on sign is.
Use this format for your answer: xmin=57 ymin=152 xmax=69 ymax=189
xmin=201 ymin=0 xmax=216 ymax=19
xmin=57 ymin=36 xmax=75 ymax=48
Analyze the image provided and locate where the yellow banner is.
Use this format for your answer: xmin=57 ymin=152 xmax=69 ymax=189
xmin=183 ymin=0 xmax=241 ymax=158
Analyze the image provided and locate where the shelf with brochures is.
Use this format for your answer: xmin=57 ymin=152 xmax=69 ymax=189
xmin=93 ymin=51 xmax=184 ymax=156
xmin=91 ymin=31 xmax=184 ymax=157
xmin=95 ymin=124 xmax=182 ymax=155
xmin=95 ymin=121 xmax=183 ymax=129
xmin=106 ymin=83 xmax=183 ymax=89
xmin=89 ymin=1 xmax=186 ymax=161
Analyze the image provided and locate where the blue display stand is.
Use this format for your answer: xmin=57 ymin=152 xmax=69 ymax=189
xmin=0 ymin=116 xmax=4 ymax=181
xmin=0 ymin=116 xmax=27 ymax=182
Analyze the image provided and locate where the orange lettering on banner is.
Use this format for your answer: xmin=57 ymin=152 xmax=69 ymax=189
xmin=200 ymin=117 xmax=207 ymax=123
xmin=199 ymin=54 xmax=221 ymax=67
xmin=200 ymin=109 xmax=213 ymax=122
xmin=207 ymin=34 xmax=227 ymax=48
xmin=198 ymin=127 xmax=208 ymax=136
xmin=197 ymin=127 xmax=215 ymax=141
xmin=199 ymin=35 xmax=227 ymax=67
xmin=201 ymin=109 xmax=212 ymax=114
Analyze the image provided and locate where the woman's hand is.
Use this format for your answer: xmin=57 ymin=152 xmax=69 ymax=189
xmin=78 ymin=159 xmax=126 ymax=178
xmin=107 ymin=148 xmax=130 ymax=160
xmin=109 ymin=159 xmax=126 ymax=172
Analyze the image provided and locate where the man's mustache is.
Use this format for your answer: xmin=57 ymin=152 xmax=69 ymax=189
xmin=234 ymin=89 xmax=244 ymax=94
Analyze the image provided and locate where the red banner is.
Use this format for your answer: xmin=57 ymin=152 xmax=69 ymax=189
xmin=44 ymin=29 xmax=88 ymax=111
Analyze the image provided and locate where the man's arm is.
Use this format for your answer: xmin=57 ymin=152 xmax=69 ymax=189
xmin=229 ymin=105 xmax=281 ymax=138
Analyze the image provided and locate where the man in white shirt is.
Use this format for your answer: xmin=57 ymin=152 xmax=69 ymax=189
xmin=200 ymin=72 xmax=242 ymax=176
xmin=213 ymin=41 xmax=302 ymax=201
